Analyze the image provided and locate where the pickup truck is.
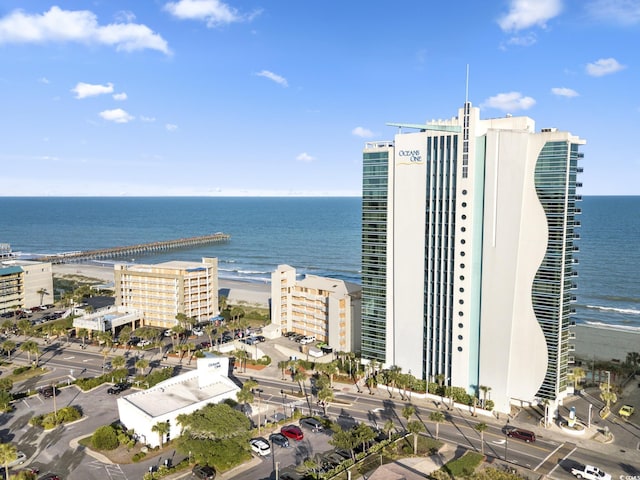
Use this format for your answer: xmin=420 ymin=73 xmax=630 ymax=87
xmin=571 ymin=465 xmax=611 ymax=480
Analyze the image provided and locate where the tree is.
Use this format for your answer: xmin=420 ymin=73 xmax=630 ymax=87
xmin=77 ymin=328 xmax=88 ymax=347
xmin=0 ymin=442 xmax=18 ymax=480
xmin=175 ymin=313 xmax=188 ymax=329
xmin=20 ymin=340 xmax=39 ymax=366
xmin=317 ymin=386 xmax=334 ymax=416
xmin=170 ymin=325 xmax=185 ymax=351
xmin=479 ymin=385 xmax=491 ymax=409
xmin=383 ymin=419 xmax=395 ymax=440
xmin=277 ymin=360 xmax=290 ymax=380
xmin=474 ymin=422 xmax=488 ymax=454
xmin=402 ymin=405 xmax=416 ymax=427
xmin=204 ymin=324 xmax=216 ymax=350
xmin=407 ymin=420 xmax=424 ymax=454
xmin=111 ymin=355 xmax=126 ymax=370
xmin=329 ymin=424 xmax=358 ymax=461
xmin=176 ymin=403 xmax=252 ymax=472
xmin=219 ymin=295 xmax=228 ymax=312
xmin=135 ymin=358 xmax=150 ymax=376
xmin=429 ymin=411 xmax=445 ymax=440
xmin=118 ymin=326 xmax=132 ymax=347
xmin=36 ymin=288 xmax=49 ymax=306
xmin=152 ymin=421 xmax=170 ymax=447
xmin=236 ymin=388 xmax=254 ymax=415
xmin=17 ymin=319 xmax=31 ymax=337
xmin=234 ymin=349 xmax=249 ymax=373
xmin=353 ymin=423 xmax=376 ymax=453
xmin=293 ymin=370 xmax=307 ymax=395
xmin=1 ymin=340 xmax=15 ymax=360
xmin=568 ymin=367 xmax=586 ymax=390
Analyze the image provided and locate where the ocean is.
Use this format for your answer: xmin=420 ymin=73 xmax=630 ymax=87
xmin=0 ymin=196 xmax=638 ymax=331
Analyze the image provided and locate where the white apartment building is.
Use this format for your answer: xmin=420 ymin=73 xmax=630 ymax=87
xmin=271 ymin=265 xmax=361 ymax=353
xmin=361 ymin=102 xmax=584 ymax=418
xmin=114 ymin=258 xmax=219 ymax=329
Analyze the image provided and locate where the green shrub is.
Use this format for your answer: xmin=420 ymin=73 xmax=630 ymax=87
xmin=444 ymin=451 xmax=484 ymax=477
xmin=485 ymin=399 xmax=495 ymax=411
xmin=92 ymin=425 xmax=119 ymax=450
xmin=13 ymin=366 xmax=30 ymax=375
xmin=132 ymin=451 xmax=147 ymax=462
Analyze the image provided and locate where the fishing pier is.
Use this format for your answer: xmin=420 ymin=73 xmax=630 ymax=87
xmin=36 ymin=233 xmax=230 ymax=264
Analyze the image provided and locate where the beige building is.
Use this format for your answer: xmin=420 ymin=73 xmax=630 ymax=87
xmin=271 ymin=264 xmax=361 ymax=353
xmin=114 ymin=258 xmax=219 ymax=329
xmin=0 ymin=260 xmax=53 ymax=313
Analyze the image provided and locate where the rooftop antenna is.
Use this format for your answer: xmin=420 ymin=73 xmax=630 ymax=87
xmin=465 ymin=64 xmax=470 ymax=104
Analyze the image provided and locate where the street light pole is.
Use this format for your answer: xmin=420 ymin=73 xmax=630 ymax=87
xmin=280 ymin=389 xmax=286 ymax=417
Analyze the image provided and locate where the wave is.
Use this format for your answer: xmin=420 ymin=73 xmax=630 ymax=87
xmin=585 ymin=305 xmax=640 ymax=316
xmin=218 ymin=267 xmax=272 ymax=275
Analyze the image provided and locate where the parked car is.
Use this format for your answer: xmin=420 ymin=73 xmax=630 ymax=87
xmin=192 ymin=464 xmax=216 ymax=479
xmin=136 ymin=339 xmax=151 ymax=347
xmin=192 ymin=327 xmax=204 ymax=337
xmin=241 ymin=336 xmax=259 ymax=345
xmin=506 ymin=428 xmax=536 ymax=443
xmin=107 ymin=383 xmax=130 ymax=395
xmin=37 ymin=474 xmax=60 ymax=480
xmin=269 ymin=432 xmax=290 ymax=448
xmin=256 ymin=335 xmax=266 ymax=342
xmin=249 ymin=437 xmax=271 ymax=456
xmin=299 ymin=417 xmax=324 ymax=432
xmin=299 ymin=335 xmax=316 ymax=345
xmin=281 ymin=425 xmax=304 ymax=441
xmin=7 ymin=451 xmax=27 ymax=467
xmin=571 ymin=465 xmax=611 ymax=480
xmin=39 ymin=386 xmax=58 ymax=398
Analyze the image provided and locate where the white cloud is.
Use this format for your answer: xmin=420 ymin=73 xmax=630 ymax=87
xmin=164 ymin=0 xmax=261 ymax=27
xmin=165 ymin=123 xmax=178 ymax=131
xmin=498 ymin=0 xmax=563 ymax=31
xmin=140 ymin=116 xmax=156 ymax=122
xmin=255 ymin=70 xmax=288 ymax=87
xmin=586 ymin=57 xmax=626 ymax=76
xmin=551 ymin=87 xmax=579 ymax=97
xmin=296 ymin=152 xmax=315 ymax=162
xmin=113 ymin=92 xmax=128 ymax=101
xmin=586 ymin=0 xmax=640 ymax=25
xmin=352 ymin=127 xmax=374 ymax=138
xmin=115 ymin=10 xmax=136 ymax=23
xmin=99 ymin=108 xmax=134 ymax=123
xmin=71 ymin=82 xmax=114 ymax=99
xmin=0 ymin=6 xmax=170 ymax=55
xmin=505 ymin=32 xmax=538 ymax=47
xmin=480 ymin=92 xmax=536 ymax=111
xmin=38 ymin=77 xmax=50 ymax=84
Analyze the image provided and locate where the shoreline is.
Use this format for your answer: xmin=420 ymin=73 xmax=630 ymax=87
xmin=570 ymin=323 xmax=640 ymax=362
xmin=52 ymin=263 xmax=271 ymax=308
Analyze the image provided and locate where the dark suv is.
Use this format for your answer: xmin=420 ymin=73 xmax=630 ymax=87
xmin=39 ymin=386 xmax=58 ymax=398
xmin=107 ymin=383 xmax=130 ymax=395
xmin=192 ymin=464 xmax=216 ymax=479
xmin=506 ymin=428 xmax=536 ymax=443
xmin=299 ymin=417 xmax=323 ymax=432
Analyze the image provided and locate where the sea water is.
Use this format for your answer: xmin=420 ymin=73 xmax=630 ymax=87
xmin=0 ymin=196 xmax=638 ymax=330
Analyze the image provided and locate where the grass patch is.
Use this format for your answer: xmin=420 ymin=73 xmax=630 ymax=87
xmin=8 ymin=365 xmax=49 ymax=383
xmin=443 ymin=450 xmax=485 ymax=477
xmin=397 ymin=434 xmax=442 ymax=456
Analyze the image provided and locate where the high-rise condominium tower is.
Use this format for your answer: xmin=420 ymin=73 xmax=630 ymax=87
xmin=361 ymin=102 xmax=584 ymax=414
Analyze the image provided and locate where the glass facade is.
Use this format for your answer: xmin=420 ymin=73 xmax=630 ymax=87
xmin=533 ymin=141 xmax=581 ymax=400
xmin=361 ymin=150 xmax=389 ymax=362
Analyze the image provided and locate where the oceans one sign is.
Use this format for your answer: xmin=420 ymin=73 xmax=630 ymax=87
xmin=398 ymin=149 xmax=422 ymax=163
xmin=208 ymin=361 xmax=221 ymax=369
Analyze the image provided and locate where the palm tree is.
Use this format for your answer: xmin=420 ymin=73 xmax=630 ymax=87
xmin=293 ymin=370 xmax=307 ymax=395
xmin=112 ymin=355 xmax=126 ymax=370
xmin=0 ymin=442 xmax=18 ymax=480
xmin=77 ymin=328 xmax=88 ymax=348
xmin=234 ymin=349 xmax=249 ymax=372
xmin=401 ymin=405 xmax=416 ymax=428
xmin=175 ymin=313 xmax=188 ymax=329
xmin=429 ymin=411 xmax=445 ymax=440
xmin=151 ymin=421 xmax=170 ymax=447
xmin=36 ymin=288 xmax=49 ymax=306
xmin=170 ymin=325 xmax=185 ymax=351
xmin=318 ymin=386 xmax=334 ymax=416
xmin=135 ymin=358 xmax=149 ymax=376
xmin=278 ymin=360 xmax=290 ymax=380
xmin=236 ymin=387 xmax=254 ymax=415
xmin=474 ymin=422 xmax=488 ymax=454
xmin=204 ymin=324 xmax=215 ymax=350
xmin=17 ymin=319 xmax=31 ymax=337
xmin=407 ymin=420 xmax=424 ymax=454
xmin=388 ymin=365 xmax=402 ymax=398
xmin=479 ymin=385 xmax=491 ymax=409
xmin=20 ymin=340 xmax=39 ymax=366
xmin=218 ymin=295 xmax=228 ymax=312
xmin=568 ymin=367 xmax=586 ymax=390
xmin=383 ymin=419 xmax=395 ymax=440
xmin=1 ymin=340 xmax=15 ymax=360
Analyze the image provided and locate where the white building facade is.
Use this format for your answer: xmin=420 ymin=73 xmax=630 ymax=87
xmin=361 ymin=103 xmax=584 ymax=416
xmin=0 ymin=260 xmax=53 ymax=312
xmin=117 ymin=353 xmax=239 ymax=447
xmin=114 ymin=258 xmax=219 ymax=329
xmin=271 ymin=265 xmax=361 ymax=353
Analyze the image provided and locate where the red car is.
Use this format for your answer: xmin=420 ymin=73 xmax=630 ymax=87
xmin=281 ymin=425 xmax=304 ymax=441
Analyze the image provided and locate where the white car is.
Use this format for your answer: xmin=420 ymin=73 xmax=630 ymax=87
xmin=192 ymin=328 xmax=204 ymax=337
xmin=250 ymin=437 xmax=271 ymax=456
xmin=299 ymin=335 xmax=316 ymax=345
xmin=7 ymin=450 xmax=27 ymax=467
xmin=136 ymin=339 xmax=151 ymax=347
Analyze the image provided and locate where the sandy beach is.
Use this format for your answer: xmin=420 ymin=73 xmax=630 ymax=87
xmin=52 ymin=263 xmax=271 ymax=308
xmin=571 ymin=323 xmax=640 ymax=362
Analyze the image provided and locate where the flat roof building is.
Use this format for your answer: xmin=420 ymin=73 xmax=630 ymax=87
xmin=361 ymin=102 xmax=584 ymax=419
xmin=271 ymin=265 xmax=361 ymax=353
xmin=0 ymin=259 xmax=53 ymax=313
xmin=117 ymin=353 xmax=239 ymax=447
xmin=114 ymin=258 xmax=219 ymax=330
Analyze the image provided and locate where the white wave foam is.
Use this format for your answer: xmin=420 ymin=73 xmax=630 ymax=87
xmin=585 ymin=305 xmax=640 ymax=315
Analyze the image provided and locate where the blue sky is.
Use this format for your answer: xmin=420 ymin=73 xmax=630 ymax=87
xmin=0 ymin=0 xmax=638 ymax=196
